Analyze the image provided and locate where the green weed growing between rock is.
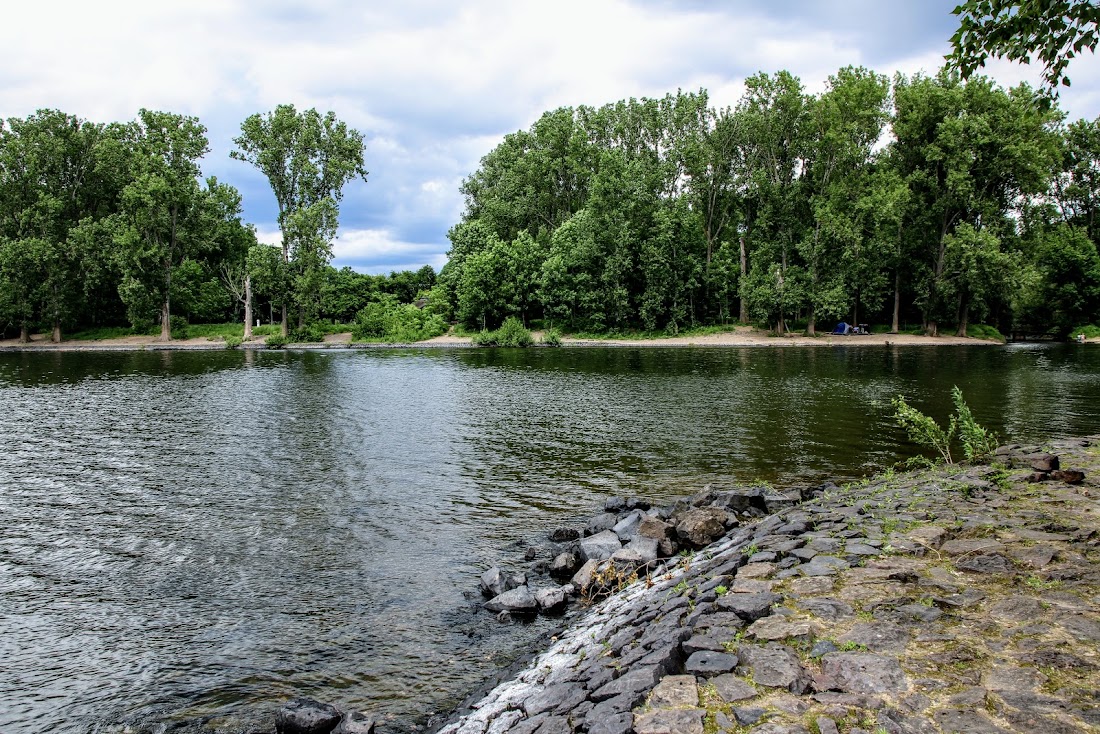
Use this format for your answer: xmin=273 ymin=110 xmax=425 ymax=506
xmin=892 ymin=386 xmax=998 ymax=464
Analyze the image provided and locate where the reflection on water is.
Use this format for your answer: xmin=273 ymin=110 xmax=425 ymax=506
xmin=0 ymin=344 xmax=1097 ymax=733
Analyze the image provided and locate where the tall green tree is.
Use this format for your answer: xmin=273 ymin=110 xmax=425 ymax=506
xmin=231 ymin=105 xmax=367 ymax=335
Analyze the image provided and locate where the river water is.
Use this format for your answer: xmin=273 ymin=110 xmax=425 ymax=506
xmin=1 ymin=344 xmax=1097 ymax=733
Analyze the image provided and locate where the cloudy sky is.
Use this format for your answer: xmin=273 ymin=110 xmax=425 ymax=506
xmin=3 ymin=1 xmax=1098 ymax=273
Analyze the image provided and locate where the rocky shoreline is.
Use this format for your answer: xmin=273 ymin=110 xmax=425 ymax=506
xmin=271 ymin=438 xmax=1100 ymax=734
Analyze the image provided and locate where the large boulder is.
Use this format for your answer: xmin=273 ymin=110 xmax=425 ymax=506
xmin=548 ymin=526 xmax=580 ymax=542
xmin=479 ymin=567 xmax=518 ymax=598
xmin=276 ymin=698 xmax=343 ymax=734
xmin=612 ymin=510 xmax=647 ymax=542
xmin=484 ymin=587 xmax=538 ymax=615
xmin=549 ymin=551 xmax=580 ymax=578
xmin=676 ymin=508 xmax=731 ymax=548
xmin=571 ymin=559 xmax=602 ymax=592
xmin=578 ymin=530 xmax=623 ymax=562
xmin=585 ymin=512 xmax=619 ymax=536
xmin=534 ymin=586 xmax=568 ymax=612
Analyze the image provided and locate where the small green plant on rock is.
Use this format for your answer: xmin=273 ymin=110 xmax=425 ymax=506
xmin=892 ymin=386 xmax=998 ymax=464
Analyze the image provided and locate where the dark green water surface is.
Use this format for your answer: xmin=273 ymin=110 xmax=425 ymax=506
xmin=1 ymin=344 xmax=1097 ymax=732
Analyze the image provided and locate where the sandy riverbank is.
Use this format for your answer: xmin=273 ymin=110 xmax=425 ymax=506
xmin=0 ymin=325 xmax=1008 ymax=351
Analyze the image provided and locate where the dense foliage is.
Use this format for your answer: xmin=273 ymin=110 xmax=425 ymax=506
xmin=948 ymin=0 xmax=1100 ymax=95
xmin=0 ymin=108 xmax=445 ymax=341
xmin=439 ymin=67 xmax=1100 ymax=338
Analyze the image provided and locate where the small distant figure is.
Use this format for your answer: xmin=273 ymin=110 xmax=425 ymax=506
xmin=1078 ymin=333 xmax=1086 ymax=343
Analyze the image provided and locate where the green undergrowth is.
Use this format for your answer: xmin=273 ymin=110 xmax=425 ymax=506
xmin=965 ymin=324 xmax=1006 ymax=342
xmin=1071 ymin=324 xmax=1100 ymax=339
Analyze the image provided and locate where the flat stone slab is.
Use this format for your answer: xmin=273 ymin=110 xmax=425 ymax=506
xmin=955 ymin=553 xmax=1013 ymax=574
xmin=684 ymin=650 xmax=739 ymax=676
xmin=709 ymin=673 xmax=757 ymax=703
xmin=737 ymin=562 xmax=777 ymax=579
xmin=633 ymin=709 xmax=704 ymax=734
xmin=716 ymin=592 xmax=781 ymax=621
xmin=820 ymin=652 xmax=908 ymax=694
xmin=837 ymin=622 xmax=910 ymax=653
xmin=940 ymin=538 xmax=1005 ymax=555
xmin=746 ymin=616 xmax=815 ymax=641
xmin=647 ymin=675 xmax=698 ymax=709
xmin=736 ymin=644 xmax=811 ymax=694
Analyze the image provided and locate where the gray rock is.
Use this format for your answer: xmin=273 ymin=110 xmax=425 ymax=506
xmin=890 ymin=603 xmax=942 ymax=623
xmin=534 ymin=586 xmax=567 ymax=612
xmin=637 ymin=515 xmax=675 ymax=541
xmin=799 ymin=598 xmax=854 ymax=620
xmin=732 ymin=706 xmax=766 ymax=726
xmin=633 ymin=709 xmax=705 ymax=734
xmin=275 ymin=698 xmax=342 ymax=734
xmin=333 ymin=711 xmax=375 ymax=734
xmin=684 ymin=649 xmax=739 ymax=676
xmin=578 ymin=530 xmax=623 ymax=562
xmin=810 ymin=640 xmax=838 ymax=658
xmin=522 ymin=683 xmax=588 ymax=717
xmin=548 ymin=526 xmax=579 ymax=542
xmin=585 ymin=512 xmax=619 ymax=536
xmin=798 ymin=556 xmax=849 ymax=576
xmin=717 ymin=592 xmax=782 ymax=621
xmin=683 ymin=627 xmax=740 ymax=656
xmin=955 ymin=553 xmax=1013 ymax=574
xmin=571 ymin=559 xmax=601 ymax=591
xmin=586 ymin=712 xmax=633 ymax=734
xmin=932 ymin=709 xmax=1013 ymax=733
xmin=484 ymin=587 xmax=538 ymax=615
xmin=710 ymin=673 xmax=757 ymax=703
xmin=676 ymin=507 xmax=731 ymax=547
xmin=590 ymin=665 xmax=661 ymax=703
xmin=736 ymin=644 xmax=811 ymax=694
xmin=712 ymin=486 xmax=765 ymax=512
xmin=627 ymin=535 xmax=660 ymax=564
xmin=609 ymin=548 xmax=644 ymax=572
xmin=647 ymin=675 xmax=699 ymax=709
xmin=479 ymin=567 xmax=517 ymax=598
xmin=821 ymin=652 xmax=907 ymax=694
xmin=837 ymin=622 xmax=910 ymax=653
xmin=613 ymin=510 xmax=646 ymax=541
xmin=549 ymin=551 xmax=579 ymax=578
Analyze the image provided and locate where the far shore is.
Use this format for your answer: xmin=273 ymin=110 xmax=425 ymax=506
xmin=0 ymin=324 xmax=1035 ymax=352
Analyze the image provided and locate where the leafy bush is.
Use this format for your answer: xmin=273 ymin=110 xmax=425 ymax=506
xmin=1070 ymin=324 xmax=1100 ymax=339
xmin=289 ymin=324 xmax=325 ymax=343
xmin=351 ymin=300 xmax=446 ymax=342
xmin=966 ymin=324 xmax=1006 ymax=342
xmin=472 ymin=317 xmax=533 ymax=347
xmin=253 ymin=324 xmax=279 ymax=336
xmin=892 ymin=386 xmax=998 ymax=464
xmin=541 ymin=327 xmax=562 ymax=346
xmin=224 ymin=335 xmax=242 ymax=349
xmin=265 ymin=334 xmax=288 ymax=349
xmin=169 ymin=315 xmax=189 ymax=340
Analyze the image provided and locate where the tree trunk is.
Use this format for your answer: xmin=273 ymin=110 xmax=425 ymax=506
xmin=51 ymin=318 xmax=61 ymax=344
xmin=806 ymin=309 xmax=816 ymax=336
xmin=927 ymin=320 xmax=938 ymax=337
xmin=281 ymin=304 xmax=288 ymax=337
xmin=19 ymin=324 xmax=29 ymax=343
xmin=243 ymin=274 xmax=253 ymax=341
xmin=738 ymin=235 xmax=749 ymax=324
xmin=160 ymin=298 xmax=171 ymax=341
xmin=891 ymin=270 xmax=900 ymax=334
xmin=956 ymin=291 xmax=969 ymax=338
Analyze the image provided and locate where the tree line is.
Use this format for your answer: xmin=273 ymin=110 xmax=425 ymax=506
xmin=0 ymin=105 xmax=444 ymax=342
xmin=437 ymin=66 xmax=1100 ymax=338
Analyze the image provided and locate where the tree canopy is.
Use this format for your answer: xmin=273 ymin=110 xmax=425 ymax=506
xmin=948 ymin=0 xmax=1100 ymax=94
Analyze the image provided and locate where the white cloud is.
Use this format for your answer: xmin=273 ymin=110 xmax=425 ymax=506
xmin=2 ymin=0 xmax=1095 ymax=274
